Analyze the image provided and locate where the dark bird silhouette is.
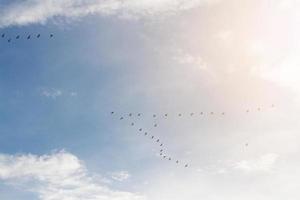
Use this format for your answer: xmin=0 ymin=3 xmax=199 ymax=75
xmin=154 ymin=124 xmax=157 ymax=127
xmin=200 ymin=112 xmax=203 ymax=115
xmin=7 ymin=39 xmax=11 ymax=42
xmin=153 ymin=114 xmax=156 ymax=118
xmin=144 ymin=132 xmax=148 ymax=135
xmin=50 ymin=34 xmax=54 ymax=38
xmin=37 ymin=34 xmax=40 ymax=38
xmin=221 ymin=112 xmax=225 ymax=115
xmin=156 ymin=139 xmax=160 ymax=142
xmin=210 ymin=112 xmax=214 ymax=115
xmin=139 ymin=128 xmax=142 ymax=131
xmin=185 ymin=164 xmax=188 ymax=168
xmin=169 ymin=157 xmax=171 ymax=161
xmin=111 ymin=111 xmax=114 ymax=114
xmin=151 ymin=136 xmax=154 ymax=139
xmin=160 ymin=143 xmax=163 ymax=147
xmin=137 ymin=113 xmax=141 ymax=116
xmin=163 ymin=156 xmax=166 ymax=159
xmin=131 ymin=122 xmax=134 ymax=126
xmin=16 ymin=35 xmax=20 ymax=39
xmin=176 ymin=160 xmax=179 ymax=164
xmin=129 ymin=113 xmax=132 ymax=117
xmin=164 ymin=114 xmax=168 ymax=117
xmin=178 ymin=113 xmax=182 ymax=117
xmin=27 ymin=35 xmax=31 ymax=39
xmin=160 ymin=149 xmax=163 ymax=152
xmin=160 ymin=153 xmax=163 ymax=156
xmin=120 ymin=117 xmax=123 ymax=120
xmin=1 ymin=33 xmax=4 ymax=38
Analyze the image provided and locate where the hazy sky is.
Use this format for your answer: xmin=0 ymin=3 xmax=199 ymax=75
xmin=0 ymin=0 xmax=300 ymax=199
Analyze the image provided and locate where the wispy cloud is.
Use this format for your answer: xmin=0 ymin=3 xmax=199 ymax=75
xmin=0 ymin=0 xmax=220 ymax=28
xmin=233 ymin=153 xmax=279 ymax=173
xmin=0 ymin=151 xmax=144 ymax=200
xmin=111 ymin=171 xmax=131 ymax=182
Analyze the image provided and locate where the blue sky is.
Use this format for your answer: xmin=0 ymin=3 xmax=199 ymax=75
xmin=1 ymin=0 xmax=300 ymax=200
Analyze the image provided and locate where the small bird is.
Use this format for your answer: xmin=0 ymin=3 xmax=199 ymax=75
xmin=200 ymin=112 xmax=203 ymax=115
xmin=151 ymin=136 xmax=154 ymax=139
xmin=7 ymin=39 xmax=11 ymax=42
xmin=129 ymin=113 xmax=132 ymax=117
xmin=131 ymin=123 xmax=134 ymax=126
xmin=160 ymin=153 xmax=163 ymax=156
xmin=178 ymin=113 xmax=182 ymax=117
xmin=154 ymin=124 xmax=157 ymax=127
xmin=153 ymin=114 xmax=156 ymax=118
xmin=176 ymin=160 xmax=179 ymax=164
xmin=160 ymin=143 xmax=163 ymax=147
xmin=120 ymin=117 xmax=123 ymax=120
xmin=164 ymin=114 xmax=168 ymax=117
xmin=190 ymin=113 xmax=194 ymax=116
xmin=169 ymin=157 xmax=171 ymax=161
xmin=1 ymin=33 xmax=5 ymax=38
xmin=37 ymin=34 xmax=40 ymax=38
xmin=111 ymin=111 xmax=114 ymax=114
xmin=50 ymin=34 xmax=54 ymax=38
xmin=139 ymin=128 xmax=142 ymax=131
xmin=221 ymin=112 xmax=225 ymax=115
xmin=246 ymin=110 xmax=249 ymax=113
xmin=163 ymin=156 xmax=166 ymax=159
xmin=16 ymin=35 xmax=20 ymax=39
xmin=185 ymin=164 xmax=188 ymax=168
xmin=137 ymin=113 xmax=141 ymax=116
xmin=210 ymin=112 xmax=214 ymax=115
xmin=160 ymin=149 xmax=163 ymax=152
xmin=27 ymin=35 xmax=31 ymax=39
xmin=156 ymin=139 xmax=160 ymax=142
xmin=245 ymin=143 xmax=249 ymax=147
xmin=144 ymin=132 xmax=148 ymax=136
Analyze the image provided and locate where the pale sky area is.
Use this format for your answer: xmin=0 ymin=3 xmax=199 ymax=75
xmin=0 ymin=0 xmax=300 ymax=199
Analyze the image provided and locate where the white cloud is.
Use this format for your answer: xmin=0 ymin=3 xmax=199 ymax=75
xmin=40 ymin=88 xmax=62 ymax=99
xmin=0 ymin=0 xmax=220 ymax=28
xmin=233 ymin=153 xmax=279 ymax=173
xmin=0 ymin=151 xmax=145 ymax=200
xmin=111 ymin=171 xmax=131 ymax=182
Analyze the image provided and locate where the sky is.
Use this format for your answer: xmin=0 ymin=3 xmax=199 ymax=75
xmin=0 ymin=0 xmax=300 ymax=199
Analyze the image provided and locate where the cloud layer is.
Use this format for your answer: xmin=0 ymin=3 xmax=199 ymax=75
xmin=0 ymin=0 xmax=219 ymax=28
xmin=0 ymin=151 xmax=144 ymax=200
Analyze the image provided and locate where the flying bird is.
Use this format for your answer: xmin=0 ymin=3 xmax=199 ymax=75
xmin=169 ymin=157 xmax=171 ymax=161
xmin=144 ymin=132 xmax=148 ymax=135
xmin=200 ymin=112 xmax=203 ymax=115
xmin=178 ymin=113 xmax=182 ymax=117
xmin=160 ymin=149 xmax=163 ymax=152
xmin=50 ymin=34 xmax=54 ymax=38
xmin=139 ymin=128 xmax=142 ymax=131
xmin=185 ymin=164 xmax=188 ymax=168
xmin=131 ymin=122 xmax=134 ymax=126
xmin=37 ymin=34 xmax=40 ymax=38
xmin=27 ymin=35 xmax=31 ymax=39
xmin=156 ymin=139 xmax=160 ymax=142
xmin=176 ymin=160 xmax=179 ymax=164
xmin=111 ymin=111 xmax=114 ymax=114
xmin=154 ymin=124 xmax=157 ymax=127
xmin=120 ymin=117 xmax=123 ymax=120
xmin=16 ymin=35 xmax=20 ymax=39
xmin=7 ymin=39 xmax=11 ymax=42
xmin=137 ymin=113 xmax=141 ymax=116
xmin=1 ymin=33 xmax=4 ymax=38
xmin=151 ymin=136 xmax=154 ymax=139
xmin=153 ymin=114 xmax=156 ymax=118
xmin=164 ymin=114 xmax=168 ymax=117
xmin=129 ymin=113 xmax=132 ymax=117
xmin=160 ymin=143 xmax=163 ymax=147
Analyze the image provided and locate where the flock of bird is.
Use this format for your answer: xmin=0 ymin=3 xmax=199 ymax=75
xmin=110 ymin=104 xmax=275 ymax=169
xmin=1 ymin=33 xmax=54 ymax=43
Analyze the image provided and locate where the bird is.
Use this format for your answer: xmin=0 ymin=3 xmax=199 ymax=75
xmin=131 ymin=122 xmax=134 ymax=126
xmin=190 ymin=113 xmax=194 ymax=116
xmin=160 ymin=143 xmax=163 ymax=147
xmin=139 ymin=128 xmax=142 ymax=131
xmin=176 ymin=160 xmax=179 ymax=164
xmin=156 ymin=139 xmax=160 ymax=142
xmin=111 ymin=111 xmax=114 ymax=114
xmin=200 ymin=112 xmax=203 ymax=115
xmin=151 ymin=136 xmax=154 ymax=139
xmin=153 ymin=114 xmax=156 ymax=118
xmin=1 ymin=33 xmax=5 ymax=38
xmin=16 ymin=35 xmax=20 ymax=39
xmin=160 ymin=149 xmax=163 ymax=152
xmin=27 ymin=35 xmax=31 ymax=39
xmin=120 ymin=117 xmax=123 ymax=120
xmin=144 ymin=132 xmax=148 ymax=136
xmin=185 ymin=164 xmax=188 ymax=168
xmin=164 ymin=114 xmax=168 ymax=117
xmin=169 ymin=157 xmax=171 ymax=161
xmin=160 ymin=153 xmax=163 ymax=156
xmin=129 ymin=113 xmax=132 ymax=117
xmin=163 ymin=156 xmax=166 ymax=159
xmin=7 ymin=39 xmax=11 ymax=42
xmin=50 ymin=34 xmax=54 ymax=38
xmin=154 ymin=124 xmax=157 ymax=127
xmin=178 ymin=113 xmax=182 ymax=117
xmin=137 ymin=113 xmax=141 ymax=116
xmin=37 ymin=34 xmax=40 ymax=38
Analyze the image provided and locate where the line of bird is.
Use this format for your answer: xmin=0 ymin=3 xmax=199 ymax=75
xmin=111 ymin=104 xmax=275 ymax=119
xmin=112 ymin=112 xmax=189 ymax=168
xmin=1 ymin=33 xmax=54 ymax=42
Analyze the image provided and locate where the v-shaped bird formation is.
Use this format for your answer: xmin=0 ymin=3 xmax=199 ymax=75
xmin=1 ymin=33 xmax=54 ymax=43
xmin=110 ymin=104 xmax=276 ymax=169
